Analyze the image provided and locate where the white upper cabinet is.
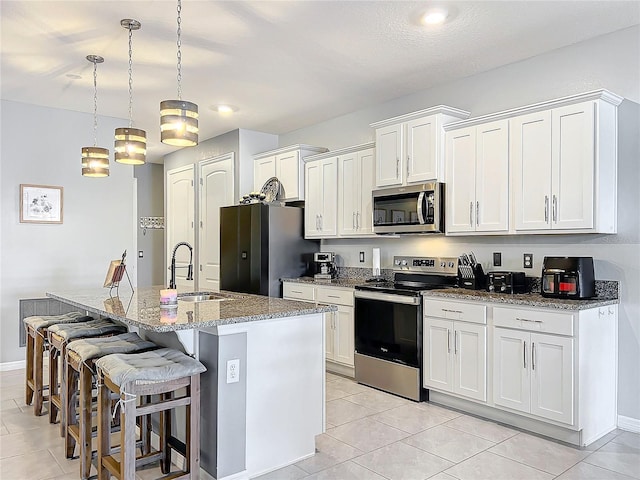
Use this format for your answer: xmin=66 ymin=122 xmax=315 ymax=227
xmin=304 ymin=157 xmax=338 ymax=238
xmin=371 ymin=106 xmax=470 ymax=187
xmin=253 ymin=145 xmax=327 ymax=201
xmin=337 ymin=143 xmax=376 ymax=237
xmin=445 ymin=119 xmax=509 ymax=234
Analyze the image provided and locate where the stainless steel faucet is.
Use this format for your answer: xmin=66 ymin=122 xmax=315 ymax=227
xmin=169 ymin=241 xmax=193 ymax=289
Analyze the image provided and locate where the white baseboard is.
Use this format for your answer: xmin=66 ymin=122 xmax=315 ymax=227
xmin=0 ymin=360 xmax=26 ymax=372
xmin=618 ymin=415 xmax=640 ymax=433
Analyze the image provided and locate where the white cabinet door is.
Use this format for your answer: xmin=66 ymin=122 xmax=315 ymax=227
xmin=166 ymin=165 xmax=195 ymax=289
xmin=376 ymin=124 xmax=403 ymax=187
xmin=198 ymin=154 xmax=234 ymax=292
xmin=475 ymin=120 xmax=509 ymax=232
xmin=319 ymin=158 xmax=338 ymax=237
xmin=305 ymin=161 xmax=322 ymax=237
xmin=334 ymin=305 xmax=354 ymax=367
xmin=406 ymin=116 xmax=437 ymax=183
xmin=446 ymin=126 xmax=476 ymax=233
xmin=552 ymin=101 xmax=595 ymax=230
xmin=276 ymin=150 xmax=302 ymax=200
xmin=454 ymin=322 xmax=487 ymax=401
xmin=357 ymin=148 xmax=376 ymax=235
xmin=338 ymin=151 xmax=358 ymax=236
xmin=254 ymin=155 xmax=276 ymax=192
xmin=511 ymin=111 xmax=553 ymax=231
xmin=424 ymin=318 xmax=453 ymax=392
xmin=530 ymin=333 xmax=574 ymax=424
xmin=493 ymin=328 xmax=530 ymax=414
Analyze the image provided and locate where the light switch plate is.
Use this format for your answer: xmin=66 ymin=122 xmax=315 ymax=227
xmin=359 ymin=251 xmax=365 ymax=263
xmin=524 ymin=253 xmax=533 ymax=268
xmin=493 ymin=252 xmax=502 ymax=267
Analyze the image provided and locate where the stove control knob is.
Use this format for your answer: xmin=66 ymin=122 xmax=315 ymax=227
xmin=401 ymin=260 xmax=408 ymax=266
xmin=500 ymin=285 xmax=506 ymax=292
xmin=448 ymin=261 xmax=455 ymax=268
xmin=488 ymin=285 xmax=495 ymax=292
xmin=440 ymin=261 xmax=446 ymax=268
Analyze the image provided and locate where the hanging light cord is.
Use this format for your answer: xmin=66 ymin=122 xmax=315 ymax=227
xmin=93 ymin=60 xmax=98 ymax=146
xmin=176 ymin=0 xmax=182 ymax=100
xmin=127 ymin=26 xmax=133 ymax=128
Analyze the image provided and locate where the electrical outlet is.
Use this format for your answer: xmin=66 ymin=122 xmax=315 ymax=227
xmin=359 ymin=251 xmax=365 ymax=263
xmin=226 ymin=359 xmax=240 ymax=384
xmin=138 ymin=250 xmax=144 ymax=258
xmin=524 ymin=253 xmax=533 ymax=269
xmin=493 ymin=252 xmax=502 ymax=267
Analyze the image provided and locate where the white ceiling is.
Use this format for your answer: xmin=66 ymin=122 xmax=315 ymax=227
xmin=2 ymin=1 xmax=639 ymax=163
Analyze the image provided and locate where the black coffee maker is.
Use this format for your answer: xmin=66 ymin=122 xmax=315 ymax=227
xmin=541 ymin=257 xmax=595 ymax=299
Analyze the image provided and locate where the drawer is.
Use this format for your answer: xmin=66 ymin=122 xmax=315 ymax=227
xmin=493 ymin=306 xmax=574 ymax=336
xmin=317 ymin=287 xmax=354 ymax=307
xmin=424 ymin=298 xmax=486 ymax=324
xmin=282 ymin=282 xmax=315 ymax=302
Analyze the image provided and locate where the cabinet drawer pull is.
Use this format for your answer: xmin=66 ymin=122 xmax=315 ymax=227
xmin=523 ymin=340 xmax=527 ymax=369
xmin=516 ymin=317 xmax=543 ymax=323
xmin=327 ymin=295 xmax=340 ymax=299
xmin=442 ymin=309 xmax=463 ymax=314
xmin=291 ymin=290 xmax=303 ymax=294
xmin=532 ymin=342 xmax=536 ymax=370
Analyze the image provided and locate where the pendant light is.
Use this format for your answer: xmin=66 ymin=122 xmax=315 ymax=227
xmin=115 ymin=19 xmax=146 ymax=165
xmin=81 ymin=55 xmax=109 ymax=177
xmin=160 ymin=0 xmax=198 ymax=146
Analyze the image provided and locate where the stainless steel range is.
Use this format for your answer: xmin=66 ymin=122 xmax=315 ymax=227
xmin=354 ymin=256 xmax=459 ymax=401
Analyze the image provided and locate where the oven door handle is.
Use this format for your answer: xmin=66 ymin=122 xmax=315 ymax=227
xmin=355 ymin=290 xmax=420 ymax=305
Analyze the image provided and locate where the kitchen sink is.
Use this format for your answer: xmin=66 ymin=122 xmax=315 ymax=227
xmin=178 ymin=292 xmax=235 ymax=303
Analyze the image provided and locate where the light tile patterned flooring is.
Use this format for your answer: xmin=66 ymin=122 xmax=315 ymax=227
xmin=1 ymin=367 xmax=638 ymax=479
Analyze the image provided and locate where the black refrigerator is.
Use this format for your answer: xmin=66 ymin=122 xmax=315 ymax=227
xmin=220 ymin=203 xmax=320 ymax=297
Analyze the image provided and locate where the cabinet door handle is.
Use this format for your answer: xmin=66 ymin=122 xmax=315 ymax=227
xmin=447 ymin=329 xmax=451 ymax=353
xmin=523 ymin=340 xmax=527 ymax=369
xmin=476 ymin=201 xmax=480 ymax=226
xmin=532 ymin=342 xmax=536 ymax=370
xmin=552 ymin=195 xmax=558 ymax=223
xmin=407 ymin=157 xmax=410 ymax=178
xmin=356 ymin=212 xmax=360 ymax=229
xmin=544 ymin=195 xmax=549 ymax=223
xmin=454 ymin=330 xmax=458 ymax=355
xmin=353 ymin=212 xmax=356 ymax=229
xmin=608 ymin=307 xmax=615 ymax=315
xmin=469 ymin=202 xmax=474 ymax=227
xmin=396 ymin=158 xmax=400 ymax=179
xmin=319 ymin=214 xmax=323 ymax=230
xmin=516 ymin=317 xmax=543 ymax=323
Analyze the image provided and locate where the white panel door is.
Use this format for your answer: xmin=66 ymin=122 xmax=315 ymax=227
xmin=424 ymin=318 xmax=453 ymax=392
xmin=199 ymin=153 xmax=234 ymax=292
xmin=493 ymin=328 xmax=530 ymax=414
xmin=166 ymin=165 xmax=195 ymax=289
xmin=475 ymin=120 xmax=509 ymax=232
xmin=304 ymin=161 xmax=322 ymax=237
xmin=445 ymin=127 xmax=476 ymax=233
xmin=552 ymin=101 xmax=595 ymax=230
xmin=334 ymin=306 xmax=354 ymax=367
xmin=530 ymin=333 xmax=574 ymax=424
xmin=406 ymin=116 xmax=437 ymax=183
xmin=375 ymin=124 xmax=403 ymax=187
xmin=320 ymin=158 xmax=338 ymax=236
xmin=276 ymin=151 xmax=301 ymax=200
xmin=254 ymin=155 xmax=276 ymax=192
xmin=511 ymin=111 xmax=553 ymax=231
xmin=357 ymin=148 xmax=376 ymax=235
xmin=454 ymin=322 xmax=487 ymax=401
xmin=338 ymin=152 xmax=358 ymax=236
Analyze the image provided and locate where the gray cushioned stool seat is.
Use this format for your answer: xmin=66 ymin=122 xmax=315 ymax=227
xmin=67 ymin=332 xmax=156 ymax=362
xmin=48 ymin=318 xmax=127 ymax=342
xmin=24 ymin=312 xmax=92 ymax=332
xmin=95 ymin=348 xmax=206 ymax=392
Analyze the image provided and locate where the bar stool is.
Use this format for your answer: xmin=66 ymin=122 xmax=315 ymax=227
xmin=95 ymin=348 xmax=206 ymax=480
xmin=65 ymin=332 xmax=157 ymax=480
xmin=47 ymin=318 xmax=128 ymax=431
xmin=23 ymin=312 xmax=94 ymax=416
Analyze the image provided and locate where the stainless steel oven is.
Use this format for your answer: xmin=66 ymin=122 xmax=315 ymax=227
xmin=372 ymin=182 xmax=444 ymax=234
xmin=354 ymin=256 xmax=458 ymax=401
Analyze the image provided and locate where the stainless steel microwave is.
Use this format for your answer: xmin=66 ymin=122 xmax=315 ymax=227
xmin=372 ymin=182 xmax=444 ymax=234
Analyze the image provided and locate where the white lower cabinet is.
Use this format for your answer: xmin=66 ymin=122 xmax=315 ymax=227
xmin=423 ymin=299 xmax=487 ymax=402
xmin=493 ymin=328 xmax=573 ymax=424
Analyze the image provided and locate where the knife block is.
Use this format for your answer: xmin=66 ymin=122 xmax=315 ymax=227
xmin=458 ymin=264 xmax=486 ymax=290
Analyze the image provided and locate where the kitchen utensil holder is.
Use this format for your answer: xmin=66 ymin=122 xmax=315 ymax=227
xmin=458 ymin=264 xmax=486 ymax=290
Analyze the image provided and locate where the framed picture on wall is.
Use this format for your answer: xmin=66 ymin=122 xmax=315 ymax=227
xmin=20 ymin=184 xmax=63 ymax=224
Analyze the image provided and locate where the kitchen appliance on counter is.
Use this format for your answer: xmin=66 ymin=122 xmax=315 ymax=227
xmin=541 ymin=256 xmax=595 ymax=299
xmin=372 ymin=182 xmax=444 ymax=234
xmin=458 ymin=251 xmax=486 ymax=290
xmin=354 ymin=256 xmax=458 ymax=401
xmin=313 ymin=252 xmax=337 ymax=280
xmin=220 ymin=203 xmax=319 ymax=297
xmin=487 ymin=271 xmax=527 ymax=294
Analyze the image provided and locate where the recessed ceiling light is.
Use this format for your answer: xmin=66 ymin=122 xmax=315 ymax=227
xmin=421 ymin=8 xmax=448 ymax=25
xmin=211 ymin=104 xmax=239 ymax=115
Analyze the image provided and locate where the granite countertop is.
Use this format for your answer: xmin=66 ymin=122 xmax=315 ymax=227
xmin=282 ymin=277 xmax=619 ymax=311
xmin=46 ymin=287 xmax=336 ymax=332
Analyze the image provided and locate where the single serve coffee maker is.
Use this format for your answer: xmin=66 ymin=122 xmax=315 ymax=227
xmin=314 ymin=252 xmax=337 ymax=280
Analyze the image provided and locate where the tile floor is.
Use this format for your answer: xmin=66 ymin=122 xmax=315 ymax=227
xmin=1 ymin=367 xmax=639 ymax=480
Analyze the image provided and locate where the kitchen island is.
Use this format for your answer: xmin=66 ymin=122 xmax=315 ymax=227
xmin=46 ymin=286 xmax=336 ymax=480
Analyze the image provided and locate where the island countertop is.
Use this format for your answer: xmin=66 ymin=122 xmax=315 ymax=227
xmin=46 ymin=286 xmax=336 ymax=332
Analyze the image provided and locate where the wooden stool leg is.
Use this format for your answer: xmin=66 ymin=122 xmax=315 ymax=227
xmin=58 ymin=343 xmax=68 ymax=437
xmin=140 ymin=395 xmax=152 ymax=455
xmin=49 ymin=344 xmax=60 ymax=424
xmin=121 ymin=393 xmax=137 ymax=480
xmin=97 ymin=376 xmax=110 ymax=480
xmin=78 ymin=367 xmax=93 ymax=479
xmin=25 ymin=330 xmax=34 ymax=406
xmin=65 ymin=361 xmax=78 ymax=458
xmin=33 ymin=332 xmax=45 ymax=416
xmin=160 ymin=392 xmax=172 ymax=474
xmin=189 ymin=375 xmax=201 ymax=479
